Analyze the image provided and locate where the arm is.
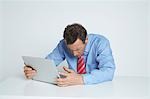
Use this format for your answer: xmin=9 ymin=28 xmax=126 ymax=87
xmin=45 ymin=40 xmax=65 ymax=66
xmin=83 ymin=38 xmax=116 ymax=84
xmin=24 ymin=40 xmax=66 ymax=79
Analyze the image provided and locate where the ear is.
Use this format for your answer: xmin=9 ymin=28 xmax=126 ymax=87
xmin=85 ymin=37 xmax=88 ymax=44
xmin=64 ymin=39 xmax=68 ymax=45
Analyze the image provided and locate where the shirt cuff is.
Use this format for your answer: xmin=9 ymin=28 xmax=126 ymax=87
xmin=82 ymin=74 xmax=93 ymax=85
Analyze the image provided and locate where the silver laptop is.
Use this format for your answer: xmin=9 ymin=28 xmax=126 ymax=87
xmin=22 ymin=56 xmax=67 ymax=84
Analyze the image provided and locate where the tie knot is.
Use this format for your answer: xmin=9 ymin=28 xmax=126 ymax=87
xmin=78 ymin=56 xmax=84 ymax=63
xmin=78 ymin=55 xmax=84 ymax=59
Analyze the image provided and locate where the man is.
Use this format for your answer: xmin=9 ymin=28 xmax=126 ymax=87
xmin=24 ymin=23 xmax=115 ymax=87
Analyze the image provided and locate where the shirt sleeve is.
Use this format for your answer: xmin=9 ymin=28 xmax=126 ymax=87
xmin=45 ymin=40 xmax=65 ymax=66
xmin=83 ymin=38 xmax=116 ymax=84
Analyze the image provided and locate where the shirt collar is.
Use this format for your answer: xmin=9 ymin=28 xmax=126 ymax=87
xmin=84 ymin=35 xmax=90 ymax=56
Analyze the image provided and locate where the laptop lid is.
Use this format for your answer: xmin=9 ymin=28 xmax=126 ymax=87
xmin=22 ymin=56 xmax=59 ymax=84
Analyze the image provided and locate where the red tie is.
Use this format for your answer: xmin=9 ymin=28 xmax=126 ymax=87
xmin=77 ymin=56 xmax=86 ymax=74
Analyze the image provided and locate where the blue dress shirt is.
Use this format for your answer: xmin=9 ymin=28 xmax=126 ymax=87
xmin=45 ymin=34 xmax=115 ymax=84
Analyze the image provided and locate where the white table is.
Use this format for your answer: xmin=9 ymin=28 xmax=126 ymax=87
xmin=0 ymin=74 xmax=149 ymax=99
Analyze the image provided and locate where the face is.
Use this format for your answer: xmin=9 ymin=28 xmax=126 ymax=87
xmin=66 ymin=38 xmax=88 ymax=58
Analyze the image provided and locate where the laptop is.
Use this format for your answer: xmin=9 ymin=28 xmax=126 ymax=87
xmin=22 ymin=56 xmax=68 ymax=84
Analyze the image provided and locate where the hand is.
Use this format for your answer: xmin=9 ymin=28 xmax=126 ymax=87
xmin=56 ymin=67 xmax=84 ymax=87
xmin=24 ymin=65 xmax=37 ymax=79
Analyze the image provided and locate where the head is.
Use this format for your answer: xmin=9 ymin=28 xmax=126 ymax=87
xmin=63 ymin=23 xmax=88 ymax=58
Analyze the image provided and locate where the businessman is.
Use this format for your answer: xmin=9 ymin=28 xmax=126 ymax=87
xmin=24 ymin=23 xmax=115 ymax=87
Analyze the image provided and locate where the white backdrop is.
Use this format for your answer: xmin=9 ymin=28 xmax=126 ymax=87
xmin=0 ymin=0 xmax=149 ymax=80
xmin=148 ymin=0 xmax=150 ymax=77
xmin=0 ymin=2 xmax=2 ymax=80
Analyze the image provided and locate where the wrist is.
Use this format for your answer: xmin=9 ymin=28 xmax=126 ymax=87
xmin=77 ymin=74 xmax=84 ymax=85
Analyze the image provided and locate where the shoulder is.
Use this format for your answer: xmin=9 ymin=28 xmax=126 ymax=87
xmin=88 ymin=33 xmax=109 ymax=44
xmin=88 ymin=34 xmax=111 ymax=52
xmin=55 ymin=39 xmax=67 ymax=50
xmin=58 ymin=39 xmax=65 ymax=46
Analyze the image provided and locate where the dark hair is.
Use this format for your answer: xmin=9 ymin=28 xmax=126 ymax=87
xmin=63 ymin=23 xmax=87 ymax=44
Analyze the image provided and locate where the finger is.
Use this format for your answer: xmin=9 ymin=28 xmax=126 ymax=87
xmin=24 ymin=70 xmax=34 ymax=74
xmin=24 ymin=70 xmax=36 ymax=74
xmin=57 ymin=81 xmax=64 ymax=85
xmin=26 ymin=72 xmax=35 ymax=77
xmin=26 ymin=76 xmax=33 ymax=79
xmin=24 ymin=65 xmax=31 ymax=69
xmin=24 ymin=65 xmax=36 ymax=70
xmin=59 ymin=72 xmax=68 ymax=77
xmin=63 ymin=66 xmax=74 ymax=73
xmin=57 ymin=81 xmax=68 ymax=87
xmin=25 ymin=72 xmax=36 ymax=77
xmin=56 ymin=78 xmax=67 ymax=82
xmin=25 ymin=71 xmax=36 ymax=76
xmin=24 ymin=66 xmax=32 ymax=71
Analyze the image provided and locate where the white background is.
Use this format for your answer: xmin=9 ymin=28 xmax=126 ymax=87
xmin=0 ymin=0 xmax=149 ymax=80
xmin=148 ymin=0 xmax=150 ymax=77
xmin=0 ymin=1 xmax=2 ymax=80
